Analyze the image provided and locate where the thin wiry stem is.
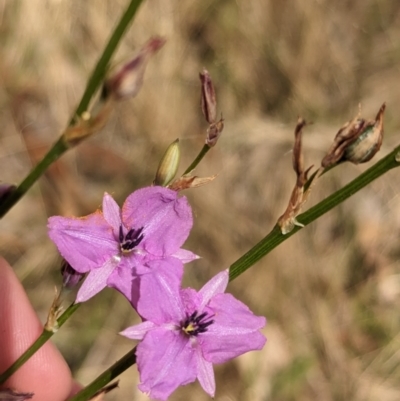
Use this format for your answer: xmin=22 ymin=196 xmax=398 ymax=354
xmin=0 ymin=0 xmax=145 ymax=219
xmin=0 ymin=303 xmax=80 ymax=384
xmin=229 ymin=144 xmax=400 ymax=280
xmin=183 ymin=144 xmax=211 ymax=175
xmin=65 ymin=144 xmax=400 ymax=400
xmin=68 ymin=348 xmax=137 ymax=401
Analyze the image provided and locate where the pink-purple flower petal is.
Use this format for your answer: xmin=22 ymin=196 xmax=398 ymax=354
xmin=137 ymin=258 xmax=184 ymax=323
xmin=120 ymin=321 xmax=156 ymax=340
xmin=172 ymin=248 xmax=200 ymax=264
xmin=48 ymin=212 xmax=117 ymax=273
xmin=76 ymin=256 xmax=121 ymax=303
xmin=106 ymin=258 xmax=139 ymax=304
xmin=198 ymin=269 xmax=229 ymax=309
xmin=136 ymin=328 xmax=197 ymax=401
xmin=200 ymin=293 xmax=266 ymax=363
xmin=102 ymin=192 xmax=122 ymax=231
xmin=122 ymin=187 xmax=193 ymax=257
xmin=196 ymin=349 xmax=215 ymax=397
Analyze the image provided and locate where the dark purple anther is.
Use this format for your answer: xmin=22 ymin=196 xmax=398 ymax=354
xmin=181 ymin=310 xmax=214 ymax=337
xmin=119 ymin=225 xmax=144 ymax=252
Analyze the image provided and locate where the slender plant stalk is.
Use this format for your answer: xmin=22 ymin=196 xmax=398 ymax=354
xmin=0 ymin=0 xmax=145 ymax=219
xmin=183 ymin=144 xmax=210 ymax=175
xmin=4 ymin=146 xmax=397 ymax=397
xmin=65 ymin=144 xmax=400 ymax=400
xmin=0 ymin=303 xmax=80 ymax=384
xmin=0 ymin=138 xmax=68 ymax=218
xmin=68 ymin=348 xmax=137 ymax=401
xmin=0 ymin=0 xmax=145 ymax=384
xmin=229 ymin=144 xmax=400 ymax=280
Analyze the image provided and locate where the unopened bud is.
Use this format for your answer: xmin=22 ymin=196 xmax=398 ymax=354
xmin=322 ymin=103 xmax=386 ymax=168
xmin=206 ymin=116 xmax=224 ymax=147
xmin=200 ymin=69 xmax=217 ymax=124
xmin=154 ymin=139 xmax=181 ymax=186
xmin=103 ymin=37 xmax=166 ymax=100
xmin=61 ymin=259 xmax=84 ymax=289
xmin=0 ymin=183 xmax=16 ymax=204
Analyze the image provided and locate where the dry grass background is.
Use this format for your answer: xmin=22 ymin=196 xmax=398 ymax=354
xmin=1 ymin=0 xmax=400 ymax=400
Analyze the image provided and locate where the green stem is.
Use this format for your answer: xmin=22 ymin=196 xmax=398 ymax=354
xmin=229 ymin=144 xmax=400 ymax=280
xmin=72 ymin=0 xmax=144 ymax=123
xmin=65 ymin=145 xmax=400 ymax=400
xmin=0 ymin=138 xmax=67 ymax=218
xmin=0 ymin=0 xmax=145 ymax=219
xmin=183 ymin=144 xmax=210 ymax=175
xmin=0 ymin=303 xmax=80 ymax=384
xmin=68 ymin=348 xmax=137 ymax=401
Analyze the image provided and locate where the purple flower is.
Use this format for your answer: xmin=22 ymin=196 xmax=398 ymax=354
xmin=48 ymin=186 xmax=198 ymax=304
xmin=121 ymin=270 xmax=266 ymax=400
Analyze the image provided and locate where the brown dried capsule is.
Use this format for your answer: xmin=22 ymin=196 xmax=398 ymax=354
xmin=322 ymin=103 xmax=385 ymax=168
xmin=103 ymin=37 xmax=166 ymax=100
xmin=200 ymin=69 xmax=217 ymax=124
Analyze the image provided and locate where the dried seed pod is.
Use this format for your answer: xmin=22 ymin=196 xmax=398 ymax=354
xmin=200 ymin=69 xmax=217 ymax=124
xmin=199 ymin=69 xmax=224 ymax=147
xmin=322 ymin=103 xmax=385 ymax=168
xmin=206 ymin=117 xmax=224 ymax=147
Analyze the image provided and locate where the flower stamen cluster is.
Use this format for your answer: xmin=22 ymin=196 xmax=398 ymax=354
xmin=119 ymin=225 xmax=144 ymax=253
xmin=181 ymin=311 xmax=214 ymax=337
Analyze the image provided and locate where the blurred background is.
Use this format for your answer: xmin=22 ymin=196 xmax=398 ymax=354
xmin=1 ymin=0 xmax=400 ymax=400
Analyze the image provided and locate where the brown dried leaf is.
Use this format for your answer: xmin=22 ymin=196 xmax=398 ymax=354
xmin=168 ymin=174 xmax=217 ymax=191
xmin=44 ymin=287 xmax=63 ymax=332
xmin=278 ymin=118 xmax=317 ymax=234
xmin=63 ymin=100 xmax=114 ymax=147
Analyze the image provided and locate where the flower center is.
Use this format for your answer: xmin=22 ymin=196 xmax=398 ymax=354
xmin=181 ymin=311 xmax=214 ymax=337
xmin=119 ymin=225 xmax=144 ymax=253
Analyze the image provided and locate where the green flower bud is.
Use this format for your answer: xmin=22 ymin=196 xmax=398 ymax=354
xmin=154 ymin=139 xmax=181 ymax=186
